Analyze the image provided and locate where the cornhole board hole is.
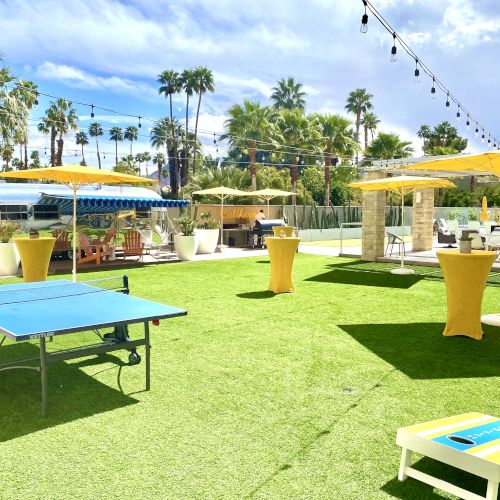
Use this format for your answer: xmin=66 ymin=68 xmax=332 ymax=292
xmin=397 ymin=413 xmax=500 ymax=500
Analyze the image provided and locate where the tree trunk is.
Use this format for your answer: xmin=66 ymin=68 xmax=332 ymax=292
xmin=56 ymin=135 xmax=63 ymax=166
xmin=81 ymin=144 xmax=85 ymax=164
xmin=50 ymin=127 xmax=57 ymax=167
xmin=96 ymin=140 xmax=101 ymax=169
xmin=180 ymin=152 xmax=188 ymax=187
xmin=249 ymin=141 xmax=257 ymax=204
xmin=193 ymin=86 xmax=202 ymax=174
xmin=19 ymin=144 xmax=22 ymax=168
xmin=115 ymin=140 xmax=118 ymax=168
xmin=24 ymin=142 xmax=28 ymax=169
xmin=355 ymin=111 xmax=361 ymax=162
xmin=291 ymin=158 xmax=298 ymax=205
xmin=168 ymin=147 xmax=179 ymax=197
xmin=169 ymin=94 xmax=180 ymax=184
xmin=324 ymin=153 xmax=331 ymax=207
xmin=185 ymin=93 xmax=190 ymax=173
xmin=364 ymin=124 xmax=368 ymax=151
xmin=470 ymin=176 xmax=476 ymax=193
xmin=129 ymin=141 xmax=133 ymax=156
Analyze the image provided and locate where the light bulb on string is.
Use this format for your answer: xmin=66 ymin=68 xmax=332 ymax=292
xmin=90 ymin=104 xmax=95 ymax=119
xmin=213 ymin=133 xmax=216 ymax=144
xmin=360 ymin=0 xmax=368 ymax=33
xmin=466 ymin=115 xmax=470 ymax=130
xmin=430 ymin=78 xmax=436 ymax=99
xmin=414 ymin=59 xmax=420 ymax=83
xmin=456 ymin=106 xmax=461 ymax=122
xmin=481 ymin=130 xmax=485 ymax=143
xmin=475 ymin=125 xmax=479 ymax=138
xmin=138 ymin=116 xmax=142 ymax=128
xmin=390 ymin=33 xmax=397 ymax=62
xmin=75 ymin=150 xmax=77 ymax=157
xmin=488 ymin=134 xmax=491 ymax=146
xmin=445 ymin=93 xmax=450 ymax=109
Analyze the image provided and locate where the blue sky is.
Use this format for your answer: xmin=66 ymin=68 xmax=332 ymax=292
xmin=1 ymin=0 xmax=500 ymax=170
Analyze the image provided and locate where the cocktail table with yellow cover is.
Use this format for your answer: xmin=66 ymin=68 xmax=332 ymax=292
xmin=13 ymin=237 xmax=56 ymax=283
xmin=265 ymin=237 xmax=300 ymax=293
xmin=437 ymin=249 xmax=496 ymax=340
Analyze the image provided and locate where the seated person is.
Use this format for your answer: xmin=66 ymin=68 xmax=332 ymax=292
xmin=255 ymin=209 xmax=266 ymax=224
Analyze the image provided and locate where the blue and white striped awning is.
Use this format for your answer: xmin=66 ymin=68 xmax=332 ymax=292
xmin=38 ymin=194 xmax=189 ymax=215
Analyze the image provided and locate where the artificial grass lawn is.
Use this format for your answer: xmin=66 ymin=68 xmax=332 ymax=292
xmin=0 ymin=255 xmax=499 ymax=499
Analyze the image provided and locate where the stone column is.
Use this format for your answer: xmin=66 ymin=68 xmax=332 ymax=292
xmin=361 ymin=171 xmax=387 ymax=261
xmin=411 ymin=188 xmax=434 ymax=252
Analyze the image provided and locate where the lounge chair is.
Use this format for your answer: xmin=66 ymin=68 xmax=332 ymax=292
xmin=52 ymin=230 xmax=71 ymax=259
xmin=437 ymin=227 xmax=456 ymax=247
xmin=78 ymin=232 xmax=111 ymax=266
xmin=123 ymin=230 xmax=144 ymax=260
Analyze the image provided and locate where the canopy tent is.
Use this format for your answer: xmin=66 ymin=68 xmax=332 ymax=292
xmin=0 ymin=164 xmax=155 ymax=281
xmin=192 ymin=187 xmax=252 ymax=246
xmin=248 ymin=189 xmax=295 ymax=218
xmin=38 ymin=194 xmax=188 ymax=215
xmin=404 ymin=151 xmax=500 ymax=177
xmin=348 ymin=176 xmax=455 ymax=275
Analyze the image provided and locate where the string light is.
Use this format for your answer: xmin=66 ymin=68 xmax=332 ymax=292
xmin=360 ymin=0 xmax=368 ymax=33
xmin=390 ymin=33 xmax=397 ymax=62
xmin=456 ymin=106 xmax=461 ymax=122
xmin=475 ymin=124 xmax=479 ymax=138
xmin=466 ymin=115 xmax=470 ymax=130
xmin=488 ymin=134 xmax=491 ymax=146
xmin=414 ymin=59 xmax=420 ymax=83
xmin=445 ymin=93 xmax=450 ymax=109
xmin=430 ymin=78 xmax=436 ymax=99
xmin=138 ymin=116 xmax=142 ymax=128
xmin=481 ymin=129 xmax=485 ymax=143
xmin=90 ymin=104 xmax=94 ymax=119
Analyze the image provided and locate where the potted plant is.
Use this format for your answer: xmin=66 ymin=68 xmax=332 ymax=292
xmin=458 ymin=234 xmax=473 ymax=254
xmin=0 ymin=221 xmax=20 ymax=276
xmin=195 ymin=212 xmax=220 ymax=254
xmin=173 ymin=214 xmax=198 ymax=261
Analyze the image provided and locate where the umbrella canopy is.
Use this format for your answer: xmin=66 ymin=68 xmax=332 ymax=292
xmin=403 ymin=151 xmax=500 ymax=177
xmin=0 ymin=164 xmax=154 ymax=281
xmin=348 ymin=176 xmax=455 ymax=274
xmin=248 ymin=189 xmax=295 ymax=217
xmin=480 ymin=196 xmax=489 ymax=222
xmin=192 ymin=186 xmax=253 ymax=246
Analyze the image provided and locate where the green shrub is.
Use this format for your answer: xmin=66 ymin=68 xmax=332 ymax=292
xmin=198 ymin=212 xmax=219 ymax=230
xmin=0 ymin=221 xmax=19 ymax=243
xmin=174 ymin=214 xmax=197 ymax=236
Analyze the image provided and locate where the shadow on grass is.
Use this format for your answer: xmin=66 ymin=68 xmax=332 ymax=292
xmin=339 ymin=322 xmax=500 ymax=379
xmin=0 ymin=343 xmax=139 ymax=442
xmin=254 ymin=260 xmax=270 ymax=264
xmin=382 ymin=456 xmax=487 ymax=499
xmin=237 ymin=291 xmax=275 ymax=299
xmin=305 ymin=269 xmax=423 ymax=289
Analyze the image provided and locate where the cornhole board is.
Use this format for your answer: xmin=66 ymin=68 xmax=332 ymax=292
xmin=397 ymin=413 xmax=500 ymax=500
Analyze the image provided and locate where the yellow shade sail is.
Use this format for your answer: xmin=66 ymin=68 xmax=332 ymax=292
xmin=347 ymin=175 xmax=456 ymax=195
xmin=0 ymin=164 xmax=153 ymax=187
xmin=403 ymin=151 xmax=500 ymax=176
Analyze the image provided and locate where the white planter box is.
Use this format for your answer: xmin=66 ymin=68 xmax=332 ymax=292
xmin=174 ymin=235 xmax=199 ymax=261
xmin=0 ymin=241 xmax=20 ymax=276
xmin=195 ymin=228 xmax=219 ymax=254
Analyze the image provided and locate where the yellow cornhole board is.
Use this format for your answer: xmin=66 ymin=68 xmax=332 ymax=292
xmin=397 ymin=413 xmax=500 ymax=500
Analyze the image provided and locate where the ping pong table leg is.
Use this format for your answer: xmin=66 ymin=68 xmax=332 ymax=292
xmin=145 ymin=321 xmax=150 ymax=391
xmin=40 ymin=337 xmax=48 ymax=418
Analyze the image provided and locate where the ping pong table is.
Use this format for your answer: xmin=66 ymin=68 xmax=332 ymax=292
xmin=0 ymin=276 xmax=186 ymax=417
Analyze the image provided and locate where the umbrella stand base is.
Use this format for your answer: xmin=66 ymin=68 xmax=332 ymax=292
xmin=391 ymin=267 xmax=415 ymax=275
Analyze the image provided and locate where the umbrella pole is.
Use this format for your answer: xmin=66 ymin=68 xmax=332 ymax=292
xmin=267 ymin=198 xmax=270 ymax=219
xmin=400 ymin=194 xmax=405 ymax=269
xmin=72 ymin=186 xmax=77 ymax=282
xmin=220 ymin=196 xmax=224 ymax=246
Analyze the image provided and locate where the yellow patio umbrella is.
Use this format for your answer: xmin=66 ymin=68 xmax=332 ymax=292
xmin=0 ymin=164 xmax=154 ymax=281
xmin=404 ymin=151 xmax=500 ymax=176
xmin=248 ymin=188 xmax=295 ymax=218
xmin=348 ymin=175 xmax=455 ymax=274
xmin=480 ymin=196 xmax=489 ymax=222
xmin=192 ymin=186 xmax=252 ymax=246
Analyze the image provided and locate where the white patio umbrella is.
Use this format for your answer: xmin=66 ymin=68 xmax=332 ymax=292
xmin=192 ymin=186 xmax=251 ymax=246
xmin=248 ymin=188 xmax=295 ymax=218
xmin=348 ymin=176 xmax=455 ymax=275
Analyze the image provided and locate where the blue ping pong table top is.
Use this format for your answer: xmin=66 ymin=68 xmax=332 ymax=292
xmin=0 ymin=280 xmax=187 ymax=341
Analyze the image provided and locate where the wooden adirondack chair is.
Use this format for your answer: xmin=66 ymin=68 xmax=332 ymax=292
xmin=78 ymin=232 xmax=110 ymax=266
xmin=52 ymin=230 xmax=71 ymax=252
xmin=123 ymin=230 xmax=144 ymax=260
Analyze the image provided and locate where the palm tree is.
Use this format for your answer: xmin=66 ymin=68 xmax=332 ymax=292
xmin=270 ymin=77 xmax=306 ymax=110
xmin=88 ymin=122 xmax=104 ymax=169
xmin=277 ymin=108 xmax=320 ymax=204
xmin=13 ymin=80 xmax=38 ymax=169
xmin=153 ymin=152 xmax=167 ymax=186
xmin=37 ymin=106 xmax=58 ymax=167
xmin=124 ymin=126 xmax=138 ymax=156
xmin=109 ymin=127 xmax=123 ymax=167
xmin=417 ymin=124 xmax=432 ymax=154
xmin=360 ymin=112 xmax=380 ymax=150
xmin=222 ymin=101 xmax=277 ymax=196
xmin=180 ymin=69 xmax=196 ymax=174
xmin=151 ymin=118 xmax=182 ymax=196
xmin=366 ymin=132 xmax=414 ymax=160
xmin=192 ymin=66 xmax=215 ymax=173
xmin=75 ymin=131 xmax=89 ymax=165
xmin=142 ymin=151 xmax=152 ymax=177
xmin=313 ymin=113 xmax=358 ymax=206
xmin=158 ymin=69 xmax=181 ymax=182
xmin=50 ymin=98 xmax=78 ymax=165
xmin=345 ymin=88 xmax=373 ymax=159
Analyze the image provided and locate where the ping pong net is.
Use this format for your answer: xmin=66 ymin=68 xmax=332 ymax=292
xmin=0 ymin=276 xmax=129 ymax=306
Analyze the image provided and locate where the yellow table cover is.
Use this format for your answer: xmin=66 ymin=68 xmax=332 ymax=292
xmin=265 ymin=237 xmax=300 ymax=293
xmin=13 ymin=237 xmax=56 ymax=283
xmin=272 ymin=226 xmax=295 ymax=237
xmin=437 ymin=249 xmax=496 ymax=340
